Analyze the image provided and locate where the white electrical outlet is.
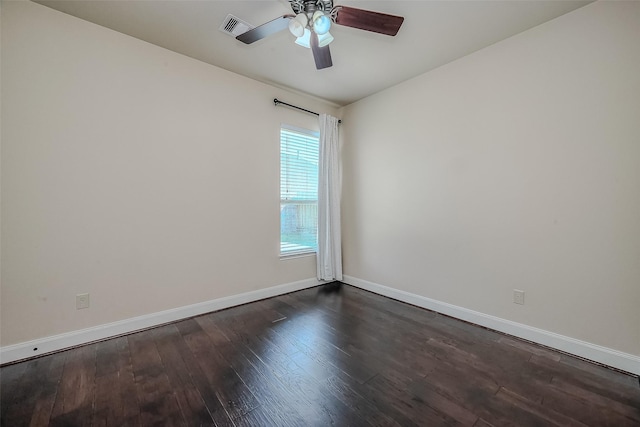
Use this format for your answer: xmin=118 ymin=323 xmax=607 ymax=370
xmin=513 ymin=289 xmax=525 ymax=305
xmin=76 ymin=293 xmax=90 ymax=309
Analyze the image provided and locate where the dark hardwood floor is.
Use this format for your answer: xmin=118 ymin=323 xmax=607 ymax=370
xmin=2 ymin=284 xmax=639 ymax=426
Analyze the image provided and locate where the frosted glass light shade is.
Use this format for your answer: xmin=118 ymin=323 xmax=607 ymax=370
xmin=288 ymin=14 xmax=308 ymax=38
xmin=295 ymin=28 xmax=311 ymax=48
xmin=312 ymin=11 xmax=331 ymax=35
xmin=317 ymin=31 xmax=334 ymax=47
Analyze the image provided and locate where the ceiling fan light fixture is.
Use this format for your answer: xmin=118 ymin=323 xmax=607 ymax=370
xmin=237 ymin=1 xmax=405 ymax=70
xmin=295 ymin=28 xmax=311 ymax=48
xmin=317 ymin=31 xmax=334 ymax=47
xmin=312 ymin=11 xmax=331 ymax=35
xmin=288 ymin=13 xmax=308 ymax=37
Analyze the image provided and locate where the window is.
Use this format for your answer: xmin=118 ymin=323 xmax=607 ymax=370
xmin=280 ymin=125 xmax=319 ymax=257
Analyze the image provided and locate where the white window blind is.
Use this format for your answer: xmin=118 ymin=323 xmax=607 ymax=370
xmin=280 ymin=125 xmax=319 ymax=256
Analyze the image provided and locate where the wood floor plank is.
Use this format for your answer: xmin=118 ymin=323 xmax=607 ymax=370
xmin=28 ymin=352 xmax=67 ymax=427
xmin=266 ymin=311 xmax=379 ymax=384
xmin=92 ymin=336 xmax=141 ymax=427
xmin=95 ymin=336 xmax=125 ymax=378
xmin=238 ymin=349 xmax=324 ymax=424
xmin=497 ymin=336 xmax=561 ymax=361
xmin=558 ymin=354 xmax=639 ymax=388
xmin=264 ymin=361 xmax=367 ymax=426
xmin=198 ymin=318 xmax=317 ymax=426
xmin=1 ymin=352 xmax=66 ymax=427
xmin=2 ymin=283 xmax=639 ymax=426
xmin=93 ymin=371 xmax=133 ymax=427
xmin=549 ymin=375 xmax=640 ymax=422
xmin=181 ymin=327 xmax=259 ymax=421
xmin=322 ymin=374 xmax=405 ymax=427
xmin=539 ymin=383 xmax=640 ymax=427
xmin=0 ymin=360 xmax=28 ymax=421
xmin=424 ymin=335 xmax=553 ymax=405
xmin=127 ymin=332 xmax=186 ymax=427
xmin=152 ymin=326 xmax=215 ymax=427
xmin=529 ymin=353 xmax=640 ymax=413
xmin=421 ymin=356 xmax=502 ymax=420
xmin=233 ymin=406 xmax=278 ymax=427
xmin=49 ymin=345 xmax=97 ymax=427
xmin=365 ymin=372 xmax=462 ymax=426
xmin=407 ymin=376 xmax=479 ymax=426
xmin=155 ymin=323 xmax=232 ymax=426
xmin=2 ymin=356 xmax=55 ymax=426
xmin=208 ymin=310 xmax=369 ymax=425
xmin=497 ymin=386 xmax=589 ymax=426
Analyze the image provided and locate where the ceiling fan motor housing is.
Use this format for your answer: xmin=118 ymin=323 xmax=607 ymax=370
xmin=289 ymin=0 xmax=334 ymax=17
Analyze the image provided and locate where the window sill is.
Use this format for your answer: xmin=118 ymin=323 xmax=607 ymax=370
xmin=280 ymin=251 xmax=316 ymax=260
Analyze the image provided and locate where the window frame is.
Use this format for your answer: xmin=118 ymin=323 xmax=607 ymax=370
xmin=279 ymin=124 xmax=320 ymax=258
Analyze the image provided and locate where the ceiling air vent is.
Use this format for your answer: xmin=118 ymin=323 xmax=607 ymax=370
xmin=219 ymin=14 xmax=254 ymax=37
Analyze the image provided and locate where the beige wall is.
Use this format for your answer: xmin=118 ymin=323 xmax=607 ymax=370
xmin=1 ymin=1 xmax=338 ymax=346
xmin=341 ymin=1 xmax=640 ymax=356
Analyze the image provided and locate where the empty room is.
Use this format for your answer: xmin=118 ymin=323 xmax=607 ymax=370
xmin=1 ymin=0 xmax=639 ymax=425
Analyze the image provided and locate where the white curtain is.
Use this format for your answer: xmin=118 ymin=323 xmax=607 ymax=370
xmin=317 ymin=113 xmax=342 ymax=281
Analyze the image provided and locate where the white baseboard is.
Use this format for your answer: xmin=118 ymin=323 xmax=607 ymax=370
xmin=343 ymin=275 xmax=640 ymax=376
xmin=0 ymin=278 xmax=320 ymax=365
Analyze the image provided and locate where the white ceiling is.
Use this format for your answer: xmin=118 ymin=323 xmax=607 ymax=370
xmin=34 ymin=0 xmax=592 ymax=106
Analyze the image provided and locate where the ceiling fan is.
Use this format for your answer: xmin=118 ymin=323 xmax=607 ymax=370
xmin=236 ymin=0 xmax=404 ymax=70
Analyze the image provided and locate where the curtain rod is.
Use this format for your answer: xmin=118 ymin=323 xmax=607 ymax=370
xmin=273 ymin=98 xmax=342 ymax=123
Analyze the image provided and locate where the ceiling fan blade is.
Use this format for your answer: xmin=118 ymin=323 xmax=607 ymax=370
xmin=333 ymin=6 xmax=404 ymax=36
xmin=236 ymin=15 xmax=294 ymax=44
xmin=311 ymin=31 xmax=333 ymax=70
